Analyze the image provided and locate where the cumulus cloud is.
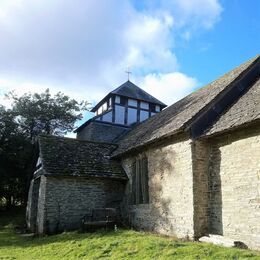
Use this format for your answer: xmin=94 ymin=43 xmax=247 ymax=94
xmin=145 ymin=0 xmax=223 ymax=30
xmin=0 ymin=78 xmax=88 ymax=109
xmin=139 ymin=72 xmax=199 ymax=106
xmin=123 ymin=13 xmax=178 ymax=75
xmin=0 ymin=0 xmax=222 ymax=109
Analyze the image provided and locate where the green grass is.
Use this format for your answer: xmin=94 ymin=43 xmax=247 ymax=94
xmin=0 ymin=210 xmax=259 ymax=259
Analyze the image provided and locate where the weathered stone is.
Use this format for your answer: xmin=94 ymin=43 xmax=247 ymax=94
xmin=121 ymin=133 xmax=195 ymax=239
xmin=191 ymin=140 xmax=209 ymax=239
xmin=26 ymin=177 xmax=40 ymax=232
xmin=199 ymin=234 xmax=247 ymax=248
xmin=26 ymin=55 xmax=260 ymax=252
xmin=29 ymin=175 xmax=125 ymax=234
xmin=208 ymin=127 xmax=260 ymax=250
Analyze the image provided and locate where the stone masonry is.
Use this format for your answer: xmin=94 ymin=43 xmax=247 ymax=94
xmin=121 ymin=133 xmax=196 ymax=239
xmin=26 ymin=56 xmax=260 ymax=250
xmin=208 ymin=126 xmax=260 ymax=250
xmin=191 ymin=140 xmax=210 ymax=239
xmin=31 ymin=175 xmax=125 ymax=234
xmin=26 ymin=177 xmax=40 ymax=232
xmin=121 ymin=125 xmax=260 ymax=250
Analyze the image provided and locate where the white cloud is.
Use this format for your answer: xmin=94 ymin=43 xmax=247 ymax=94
xmin=159 ymin=0 xmax=223 ymax=30
xmin=123 ymin=13 xmax=178 ymax=74
xmin=139 ymin=72 xmax=199 ymax=106
xmin=0 ymin=0 xmax=222 ymax=112
xmin=0 ymin=78 xmax=88 ymax=108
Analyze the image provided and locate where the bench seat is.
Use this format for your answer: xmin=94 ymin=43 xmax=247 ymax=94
xmin=81 ymin=208 xmax=117 ymax=230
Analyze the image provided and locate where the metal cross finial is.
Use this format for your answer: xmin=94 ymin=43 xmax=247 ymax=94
xmin=125 ymin=67 xmax=132 ymax=81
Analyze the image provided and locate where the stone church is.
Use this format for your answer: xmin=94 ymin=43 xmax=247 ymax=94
xmin=27 ymin=55 xmax=260 ymax=250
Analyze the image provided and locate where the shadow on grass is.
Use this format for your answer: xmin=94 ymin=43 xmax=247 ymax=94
xmin=0 ymin=207 xmax=26 ymax=228
xmin=1 ymin=208 xmax=260 ymax=260
xmin=0 ymin=209 xmax=134 ymax=249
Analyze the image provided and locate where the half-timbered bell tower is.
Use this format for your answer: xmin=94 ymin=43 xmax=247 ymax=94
xmin=90 ymin=80 xmax=167 ymax=125
xmin=75 ymin=80 xmax=167 ymax=142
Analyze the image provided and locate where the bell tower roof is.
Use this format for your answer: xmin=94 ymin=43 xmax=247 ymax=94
xmin=75 ymin=80 xmax=167 ymax=134
xmin=91 ymin=80 xmax=166 ymax=112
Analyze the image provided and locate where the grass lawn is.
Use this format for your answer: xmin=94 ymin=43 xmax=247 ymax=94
xmin=0 ymin=209 xmax=259 ymax=259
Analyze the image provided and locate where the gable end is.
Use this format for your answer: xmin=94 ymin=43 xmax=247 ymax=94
xmin=187 ymin=57 xmax=260 ymax=138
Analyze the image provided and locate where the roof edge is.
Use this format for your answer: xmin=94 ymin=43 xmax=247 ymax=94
xmin=112 ymin=55 xmax=260 ymax=157
xmin=74 ymin=118 xmax=132 ymax=133
xmin=91 ymin=80 xmax=167 ymax=112
xmin=200 ymin=118 xmax=260 ymax=140
xmin=112 ymin=129 xmax=184 ymax=158
xmin=42 ymin=172 xmax=128 ymax=181
xmin=38 ymin=134 xmax=119 ymax=146
xmin=184 ymin=55 xmax=260 ymax=137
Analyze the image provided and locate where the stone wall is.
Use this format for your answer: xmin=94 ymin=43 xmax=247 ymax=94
xmin=191 ymin=140 xmax=209 ymax=239
xmin=37 ymin=175 xmax=47 ymax=234
xmin=121 ymin=134 xmax=196 ymax=239
xmin=208 ymin=127 xmax=260 ymax=250
xmin=36 ymin=176 xmax=125 ymax=234
xmin=26 ymin=177 xmax=40 ymax=232
xmin=76 ymin=121 xmax=130 ymax=143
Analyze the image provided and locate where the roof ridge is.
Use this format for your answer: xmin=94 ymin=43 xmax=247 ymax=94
xmin=90 ymin=80 xmax=166 ymax=112
xmin=110 ymin=80 xmax=133 ymax=93
xmin=183 ymin=55 xmax=260 ymax=131
xmin=111 ymin=80 xmax=167 ymax=106
xmin=111 ymin=54 xmax=259 ymax=157
xmin=38 ymin=134 xmax=118 ymax=146
xmin=193 ymin=55 xmax=259 ymax=93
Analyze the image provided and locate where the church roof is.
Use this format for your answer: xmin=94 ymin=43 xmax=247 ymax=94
xmin=91 ymin=80 xmax=167 ymax=112
xmin=112 ymin=55 xmax=259 ymax=157
xmin=111 ymin=80 xmax=167 ymax=106
xmin=37 ymin=135 xmax=127 ymax=180
xmin=204 ymin=77 xmax=260 ymax=137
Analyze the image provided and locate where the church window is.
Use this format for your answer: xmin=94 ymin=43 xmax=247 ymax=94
xmin=131 ymin=157 xmax=149 ymax=205
xmin=140 ymin=101 xmax=149 ymax=109
xmin=155 ymin=105 xmax=160 ymax=112
xmin=128 ymin=99 xmax=137 ymax=107
xmin=140 ymin=110 xmax=149 ymax=121
xmin=115 ymin=105 xmax=125 ymax=124
xmin=115 ymin=95 xmax=120 ymax=104
xmin=127 ymin=108 xmax=137 ymax=124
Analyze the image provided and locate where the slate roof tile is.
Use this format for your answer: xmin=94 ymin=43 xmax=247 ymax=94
xmin=37 ymin=135 xmax=127 ymax=180
xmin=91 ymin=80 xmax=166 ymax=112
xmin=112 ymin=55 xmax=259 ymax=157
xmin=111 ymin=80 xmax=167 ymax=106
xmin=204 ymin=78 xmax=260 ymax=136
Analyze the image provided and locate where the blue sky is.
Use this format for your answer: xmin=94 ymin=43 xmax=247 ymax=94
xmin=0 ymin=0 xmax=259 ymax=133
xmin=175 ymin=0 xmax=259 ymax=84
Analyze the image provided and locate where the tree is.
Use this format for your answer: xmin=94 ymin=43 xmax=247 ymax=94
xmin=6 ymin=89 xmax=89 ymax=142
xmin=0 ymin=90 xmax=89 ymax=208
xmin=0 ymin=105 xmax=31 ymax=207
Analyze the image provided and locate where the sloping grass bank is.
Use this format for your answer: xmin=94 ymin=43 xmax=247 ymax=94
xmin=0 ymin=210 xmax=259 ymax=259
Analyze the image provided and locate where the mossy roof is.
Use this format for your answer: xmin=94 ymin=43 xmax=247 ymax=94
xmin=37 ymin=135 xmax=127 ymax=180
xmin=112 ymin=55 xmax=259 ymax=157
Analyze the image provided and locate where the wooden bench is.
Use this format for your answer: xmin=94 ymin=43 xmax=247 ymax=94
xmin=81 ymin=208 xmax=117 ymax=231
